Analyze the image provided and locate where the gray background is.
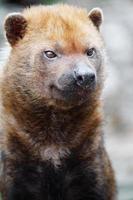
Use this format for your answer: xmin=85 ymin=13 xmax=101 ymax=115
xmin=0 ymin=0 xmax=133 ymax=199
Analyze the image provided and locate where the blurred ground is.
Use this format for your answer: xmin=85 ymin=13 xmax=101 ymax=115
xmin=0 ymin=0 xmax=133 ymax=200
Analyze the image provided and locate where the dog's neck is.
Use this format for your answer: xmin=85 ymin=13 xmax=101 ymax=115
xmin=4 ymin=98 xmax=102 ymax=146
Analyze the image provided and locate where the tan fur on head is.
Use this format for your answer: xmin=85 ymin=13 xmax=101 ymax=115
xmin=4 ymin=5 xmax=104 ymax=48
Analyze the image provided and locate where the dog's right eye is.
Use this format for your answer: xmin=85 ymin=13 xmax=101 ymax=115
xmin=86 ymin=48 xmax=96 ymax=58
xmin=44 ymin=51 xmax=57 ymax=59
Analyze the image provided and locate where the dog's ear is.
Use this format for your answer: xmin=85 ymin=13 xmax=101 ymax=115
xmin=88 ymin=8 xmax=103 ymax=30
xmin=4 ymin=13 xmax=27 ymax=46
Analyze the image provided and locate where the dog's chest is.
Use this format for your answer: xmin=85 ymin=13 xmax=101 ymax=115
xmin=40 ymin=146 xmax=70 ymax=168
xmin=10 ymin=150 xmax=107 ymax=200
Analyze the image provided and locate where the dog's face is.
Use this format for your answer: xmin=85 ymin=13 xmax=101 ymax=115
xmin=4 ymin=5 xmax=105 ymax=109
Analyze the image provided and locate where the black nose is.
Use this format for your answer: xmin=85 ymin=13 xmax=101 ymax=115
xmin=74 ymin=67 xmax=96 ymax=88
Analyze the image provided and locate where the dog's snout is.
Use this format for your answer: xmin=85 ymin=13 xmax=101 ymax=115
xmin=57 ymin=63 xmax=96 ymax=91
xmin=73 ymin=65 xmax=96 ymax=88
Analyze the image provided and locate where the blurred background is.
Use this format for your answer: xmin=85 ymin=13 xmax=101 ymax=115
xmin=0 ymin=0 xmax=133 ymax=199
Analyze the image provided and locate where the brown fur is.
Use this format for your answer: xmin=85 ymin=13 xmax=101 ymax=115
xmin=0 ymin=4 xmax=116 ymax=200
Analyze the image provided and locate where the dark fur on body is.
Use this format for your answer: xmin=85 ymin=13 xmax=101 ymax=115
xmin=0 ymin=4 xmax=116 ymax=200
xmin=1 ymin=92 xmax=116 ymax=200
xmin=5 ymin=148 xmax=114 ymax=200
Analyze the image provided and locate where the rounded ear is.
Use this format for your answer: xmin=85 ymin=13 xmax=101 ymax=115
xmin=88 ymin=8 xmax=103 ymax=30
xmin=4 ymin=13 xmax=27 ymax=46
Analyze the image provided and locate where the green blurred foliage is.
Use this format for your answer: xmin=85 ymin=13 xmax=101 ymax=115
xmin=41 ymin=0 xmax=60 ymax=4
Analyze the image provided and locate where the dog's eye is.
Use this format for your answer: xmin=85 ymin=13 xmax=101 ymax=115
xmin=86 ymin=48 xmax=96 ymax=57
xmin=44 ymin=51 xmax=57 ymax=59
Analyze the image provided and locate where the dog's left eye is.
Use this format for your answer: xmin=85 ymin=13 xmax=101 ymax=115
xmin=86 ymin=48 xmax=96 ymax=57
xmin=44 ymin=51 xmax=57 ymax=59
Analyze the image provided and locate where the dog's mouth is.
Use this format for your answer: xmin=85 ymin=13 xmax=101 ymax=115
xmin=50 ymin=83 xmax=93 ymax=105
